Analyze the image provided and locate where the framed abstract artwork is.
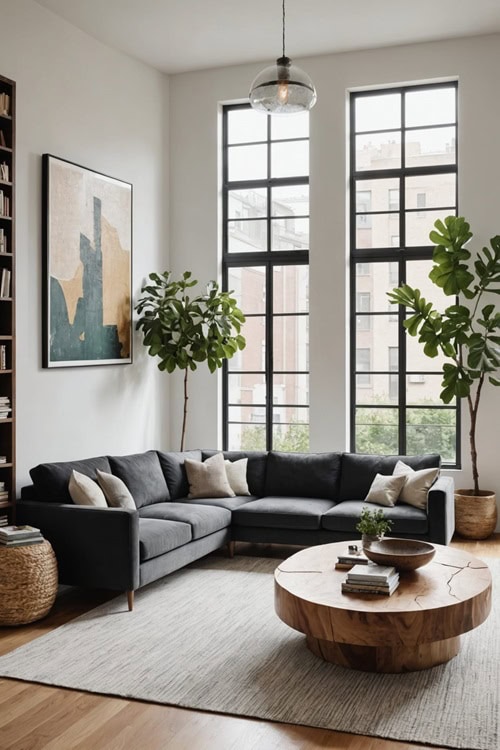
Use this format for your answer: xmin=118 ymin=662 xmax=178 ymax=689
xmin=42 ymin=154 xmax=133 ymax=367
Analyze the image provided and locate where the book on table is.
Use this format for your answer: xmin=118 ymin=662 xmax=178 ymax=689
xmin=0 ymin=524 xmax=42 ymax=541
xmin=341 ymin=578 xmax=400 ymax=596
xmin=347 ymin=564 xmax=397 ymax=582
xmin=342 ymin=563 xmax=400 ymax=595
xmin=0 ymin=537 xmax=45 ymax=547
xmin=335 ymin=546 xmax=369 ymax=569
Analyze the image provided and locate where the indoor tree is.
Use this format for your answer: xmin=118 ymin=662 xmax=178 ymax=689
xmin=387 ymin=216 xmax=500 ymax=495
xmin=135 ymin=271 xmax=246 ymax=450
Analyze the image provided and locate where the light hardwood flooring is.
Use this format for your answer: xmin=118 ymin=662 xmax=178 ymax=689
xmin=0 ymin=535 xmax=498 ymax=750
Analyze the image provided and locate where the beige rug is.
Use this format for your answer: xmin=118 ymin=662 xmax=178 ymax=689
xmin=0 ymin=554 xmax=498 ymax=749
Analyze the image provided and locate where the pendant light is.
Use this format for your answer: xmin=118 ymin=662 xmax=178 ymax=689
xmin=249 ymin=0 xmax=317 ymax=115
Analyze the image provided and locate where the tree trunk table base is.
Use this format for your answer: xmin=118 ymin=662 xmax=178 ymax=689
xmin=306 ymin=634 xmax=461 ymax=673
xmin=275 ymin=541 xmax=491 ymax=674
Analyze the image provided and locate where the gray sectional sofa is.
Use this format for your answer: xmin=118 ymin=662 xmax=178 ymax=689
xmin=17 ymin=449 xmax=455 ymax=609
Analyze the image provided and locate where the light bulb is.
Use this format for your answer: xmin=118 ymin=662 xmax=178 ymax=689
xmin=277 ymin=80 xmax=289 ymax=105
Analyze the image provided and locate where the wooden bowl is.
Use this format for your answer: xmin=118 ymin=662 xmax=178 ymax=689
xmin=362 ymin=538 xmax=436 ymax=571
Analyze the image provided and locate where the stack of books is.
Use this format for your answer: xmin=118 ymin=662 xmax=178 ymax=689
xmin=335 ymin=546 xmax=370 ymax=570
xmin=0 ymin=395 xmax=11 ymax=418
xmin=0 ymin=525 xmax=44 ymax=547
xmin=342 ymin=563 xmax=400 ymax=596
xmin=0 ymin=515 xmax=8 ymax=527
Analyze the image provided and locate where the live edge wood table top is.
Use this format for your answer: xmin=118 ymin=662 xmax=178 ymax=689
xmin=274 ymin=541 xmax=492 ymax=673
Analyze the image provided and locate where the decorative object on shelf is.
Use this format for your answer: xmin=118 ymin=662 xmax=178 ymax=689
xmin=249 ymin=0 xmax=316 ymax=115
xmin=42 ymin=154 xmax=132 ymax=368
xmin=135 ymin=271 xmax=246 ymax=450
xmin=388 ymin=216 xmax=500 ymax=539
xmin=356 ymin=506 xmax=393 ymax=546
xmin=362 ymin=538 xmax=436 ymax=571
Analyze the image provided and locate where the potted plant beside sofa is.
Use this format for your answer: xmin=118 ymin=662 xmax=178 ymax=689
xmin=388 ymin=216 xmax=500 ymax=539
xmin=135 ymin=271 xmax=246 ymax=450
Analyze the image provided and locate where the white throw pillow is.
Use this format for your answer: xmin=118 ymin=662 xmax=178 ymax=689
xmin=393 ymin=461 xmax=439 ymax=510
xmin=224 ymin=458 xmax=250 ymax=496
xmin=68 ymin=470 xmax=107 ymax=507
xmin=184 ymin=453 xmax=235 ymax=499
xmin=96 ymin=470 xmax=136 ymax=510
xmin=364 ymin=473 xmax=407 ymax=507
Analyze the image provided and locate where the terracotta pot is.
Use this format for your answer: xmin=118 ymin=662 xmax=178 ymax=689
xmin=454 ymin=489 xmax=497 ymax=540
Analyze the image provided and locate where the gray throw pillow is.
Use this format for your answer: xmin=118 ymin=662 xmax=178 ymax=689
xmin=184 ymin=453 xmax=235 ymax=499
xmin=96 ymin=470 xmax=136 ymax=510
xmin=364 ymin=473 xmax=407 ymax=507
xmin=68 ymin=470 xmax=107 ymax=508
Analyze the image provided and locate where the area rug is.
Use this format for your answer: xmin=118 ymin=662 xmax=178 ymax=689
xmin=0 ymin=555 xmax=498 ymax=750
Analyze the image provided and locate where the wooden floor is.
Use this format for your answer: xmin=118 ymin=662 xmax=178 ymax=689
xmin=0 ymin=535 xmax=498 ymax=750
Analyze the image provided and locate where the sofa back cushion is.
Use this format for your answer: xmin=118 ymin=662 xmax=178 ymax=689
xmin=339 ymin=453 xmax=441 ymax=502
xmin=157 ymin=450 xmax=202 ymax=500
xmin=202 ymin=451 xmax=268 ymax=497
xmin=264 ymin=451 xmax=342 ymax=500
xmin=108 ymin=451 xmax=170 ymax=509
xmin=29 ymin=455 xmax=111 ymax=503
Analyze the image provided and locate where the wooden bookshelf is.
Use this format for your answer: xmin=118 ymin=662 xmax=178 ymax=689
xmin=0 ymin=73 xmax=15 ymax=527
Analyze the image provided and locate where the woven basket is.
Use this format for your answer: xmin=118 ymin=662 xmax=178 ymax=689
xmin=0 ymin=540 xmax=58 ymax=626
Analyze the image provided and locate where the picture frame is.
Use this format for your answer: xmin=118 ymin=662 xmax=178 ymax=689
xmin=42 ymin=154 xmax=133 ymax=367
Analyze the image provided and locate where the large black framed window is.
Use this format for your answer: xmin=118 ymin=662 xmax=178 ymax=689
xmin=350 ymin=82 xmax=460 ymax=465
xmin=222 ymin=104 xmax=309 ymax=451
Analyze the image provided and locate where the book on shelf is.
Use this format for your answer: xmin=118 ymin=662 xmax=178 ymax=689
xmin=0 ymin=345 xmax=6 ymax=369
xmin=347 ymin=564 xmax=397 ymax=583
xmin=0 ymin=518 xmax=8 ymax=527
xmin=0 ymin=93 xmax=10 ymax=116
xmin=0 ymin=228 xmax=6 ymax=254
xmin=0 ymin=191 xmax=9 ymax=217
xmin=0 ymin=456 xmax=8 ymax=463
xmin=0 ymin=162 xmax=8 ymax=181
xmin=0 ymin=130 xmax=5 ymax=147
xmin=0 ymin=268 xmax=11 ymax=298
xmin=0 ymin=524 xmax=42 ymax=541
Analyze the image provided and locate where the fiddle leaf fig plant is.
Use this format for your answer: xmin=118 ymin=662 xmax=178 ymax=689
xmin=135 ymin=271 xmax=246 ymax=451
xmin=387 ymin=216 xmax=500 ymax=494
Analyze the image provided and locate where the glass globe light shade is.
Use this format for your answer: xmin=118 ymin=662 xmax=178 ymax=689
xmin=249 ymin=56 xmax=317 ymax=115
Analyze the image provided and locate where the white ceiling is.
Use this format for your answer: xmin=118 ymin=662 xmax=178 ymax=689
xmin=34 ymin=0 xmax=500 ymax=75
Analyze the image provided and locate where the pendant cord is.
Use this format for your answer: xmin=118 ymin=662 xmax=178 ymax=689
xmin=282 ymin=0 xmax=286 ymax=58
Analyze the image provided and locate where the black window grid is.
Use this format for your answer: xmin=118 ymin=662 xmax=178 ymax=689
xmin=349 ymin=82 xmax=460 ymax=467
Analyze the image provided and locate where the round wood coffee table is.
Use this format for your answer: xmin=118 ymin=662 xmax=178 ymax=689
xmin=275 ymin=541 xmax=491 ymax=673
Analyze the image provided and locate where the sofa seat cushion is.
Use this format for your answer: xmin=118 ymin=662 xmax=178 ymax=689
xmin=178 ymin=495 xmax=259 ymax=511
xmin=158 ymin=450 xmax=202 ymax=500
xmin=109 ymin=451 xmax=170 ymax=509
xmin=264 ymin=451 xmax=342 ymax=500
xmin=321 ymin=500 xmax=428 ymax=535
xmin=139 ymin=502 xmax=231 ymax=540
xmin=139 ymin=518 xmax=192 ymax=562
xmin=339 ymin=453 xmax=441 ymax=503
xmin=29 ymin=455 xmax=111 ymax=503
xmin=232 ymin=497 xmax=336 ymax=530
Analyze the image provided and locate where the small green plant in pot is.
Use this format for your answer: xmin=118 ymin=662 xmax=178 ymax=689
xmin=135 ymin=271 xmax=246 ymax=451
xmin=387 ymin=216 xmax=500 ymax=538
xmin=356 ymin=507 xmax=393 ymax=544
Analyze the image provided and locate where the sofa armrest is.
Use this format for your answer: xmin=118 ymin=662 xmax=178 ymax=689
xmin=16 ymin=500 xmax=140 ymax=592
xmin=427 ymin=475 xmax=455 ymax=545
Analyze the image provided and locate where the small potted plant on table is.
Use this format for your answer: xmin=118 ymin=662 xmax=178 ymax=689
xmin=356 ymin=507 xmax=393 ymax=546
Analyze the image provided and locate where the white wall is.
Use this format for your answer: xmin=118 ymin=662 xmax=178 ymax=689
xmin=169 ymin=34 xmax=500 ymax=503
xmin=0 ymin=0 xmax=170 ymax=490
